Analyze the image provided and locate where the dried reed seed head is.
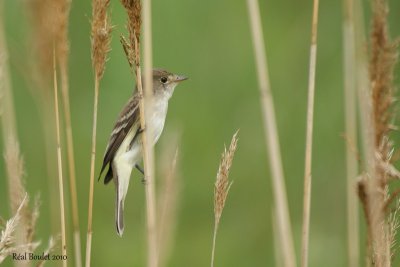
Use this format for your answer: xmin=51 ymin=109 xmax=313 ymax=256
xmin=56 ymin=0 xmax=72 ymax=69
xmin=214 ymin=131 xmax=239 ymax=224
xmin=120 ymin=35 xmax=135 ymax=71
xmin=91 ymin=0 xmax=112 ymax=80
xmin=26 ymin=0 xmax=59 ymax=75
xmin=120 ymin=0 xmax=141 ymax=69
xmin=121 ymin=0 xmax=141 ymax=40
xmin=26 ymin=0 xmax=71 ymax=76
xmin=369 ymin=0 xmax=399 ymax=151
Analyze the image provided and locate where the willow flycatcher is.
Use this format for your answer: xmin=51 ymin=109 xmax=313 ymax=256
xmin=99 ymin=68 xmax=187 ymax=236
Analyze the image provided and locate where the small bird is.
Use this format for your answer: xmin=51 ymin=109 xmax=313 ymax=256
xmin=99 ymin=68 xmax=187 ymax=236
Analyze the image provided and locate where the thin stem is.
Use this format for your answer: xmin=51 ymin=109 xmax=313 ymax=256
xmin=60 ymin=55 xmax=82 ymax=267
xmin=85 ymin=76 xmax=99 ymax=267
xmin=353 ymin=1 xmax=376 ymax=264
xmin=301 ymin=1 xmax=319 ymax=267
xmin=53 ymin=48 xmax=67 ymax=267
xmin=246 ymin=1 xmax=296 ymax=267
xmin=342 ymin=0 xmax=359 ymax=266
xmin=210 ymin=223 xmax=218 ymax=267
xmin=142 ymin=0 xmax=157 ymax=266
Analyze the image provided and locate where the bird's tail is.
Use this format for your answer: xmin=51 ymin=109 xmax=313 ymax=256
xmin=115 ymin=187 xmax=124 ymax=236
xmin=113 ymin=160 xmax=132 ymax=237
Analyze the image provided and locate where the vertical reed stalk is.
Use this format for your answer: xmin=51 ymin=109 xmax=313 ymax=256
xmin=246 ymin=1 xmax=296 ymax=266
xmin=353 ymin=0 xmax=373 ymax=172
xmin=354 ymin=0 xmax=375 ymax=260
xmin=86 ymin=0 xmax=111 ymax=265
xmin=210 ymin=224 xmax=218 ymax=267
xmin=53 ymin=48 xmax=67 ymax=267
xmin=142 ymin=0 xmax=158 ymax=266
xmin=85 ymin=77 xmax=98 ymax=267
xmin=56 ymin=0 xmax=82 ymax=264
xmin=301 ymin=1 xmax=319 ymax=267
xmin=120 ymin=0 xmax=157 ymax=265
xmin=342 ymin=0 xmax=360 ymax=266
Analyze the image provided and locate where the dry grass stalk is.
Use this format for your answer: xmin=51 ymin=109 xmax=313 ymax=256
xmin=211 ymin=131 xmax=238 ymax=267
xmin=342 ymin=0 xmax=360 ymax=265
xmin=352 ymin=7 xmax=377 ymax=263
xmin=120 ymin=1 xmax=158 ymax=266
xmin=86 ymin=0 xmax=112 ymax=266
xmin=52 ymin=0 xmax=83 ymax=265
xmin=356 ymin=0 xmax=399 ymax=266
xmin=142 ymin=1 xmax=157 ymax=266
xmin=246 ymin=1 xmax=297 ymax=266
xmin=301 ymin=1 xmax=319 ymax=267
xmin=53 ymin=49 xmax=67 ymax=267
xmin=157 ymin=144 xmax=180 ymax=267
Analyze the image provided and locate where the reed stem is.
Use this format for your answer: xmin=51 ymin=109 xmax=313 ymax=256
xmin=246 ymin=1 xmax=296 ymax=266
xmin=53 ymin=48 xmax=67 ymax=267
xmin=342 ymin=0 xmax=359 ymax=266
xmin=60 ymin=50 xmax=82 ymax=267
xmin=85 ymin=77 xmax=99 ymax=267
xmin=301 ymin=1 xmax=319 ymax=267
xmin=142 ymin=0 xmax=157 ymax=266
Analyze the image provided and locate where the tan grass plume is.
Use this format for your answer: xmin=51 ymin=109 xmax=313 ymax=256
xmin=86 ymin=0 xmax=112 ymax=266
xmin=211 ymin=131 xmax=238 ymax=267
xmin=356 ymin=0 xmax=399 ymax=266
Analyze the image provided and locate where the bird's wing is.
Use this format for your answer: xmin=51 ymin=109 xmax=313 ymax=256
xmin=99 ymin=94 xmax=141 ymax=183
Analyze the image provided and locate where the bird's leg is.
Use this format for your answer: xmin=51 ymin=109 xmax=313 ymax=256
xmin=135 ymin=164 xmax=144 ymax=175
xmin=135 ymin=164 xmax=146 ymax=184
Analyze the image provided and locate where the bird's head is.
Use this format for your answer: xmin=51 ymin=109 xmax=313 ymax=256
xmin=147 ymin=68 xmax=188 ymax=99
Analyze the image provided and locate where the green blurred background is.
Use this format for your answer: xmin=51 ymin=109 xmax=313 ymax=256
xmin=1 ymin=0 xmax=400 ymax=266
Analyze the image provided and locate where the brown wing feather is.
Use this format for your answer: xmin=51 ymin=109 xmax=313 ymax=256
xmin=99 ymin=94 xmax=140 ymax=183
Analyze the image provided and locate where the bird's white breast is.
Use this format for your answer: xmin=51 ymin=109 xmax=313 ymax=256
xmin=147 ymin=97 xmax=169 ymax=145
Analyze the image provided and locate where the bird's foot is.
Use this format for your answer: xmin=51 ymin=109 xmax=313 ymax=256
xmin=135 ymin=164 xmax=145 ymax=175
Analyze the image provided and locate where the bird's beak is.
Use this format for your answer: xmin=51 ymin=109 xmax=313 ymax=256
xmin=175 ymin=75 xmax=188 ymax=82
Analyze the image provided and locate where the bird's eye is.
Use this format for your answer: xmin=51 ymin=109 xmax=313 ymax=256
xmin=160 ymin=77 xmax=168 ymax=84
